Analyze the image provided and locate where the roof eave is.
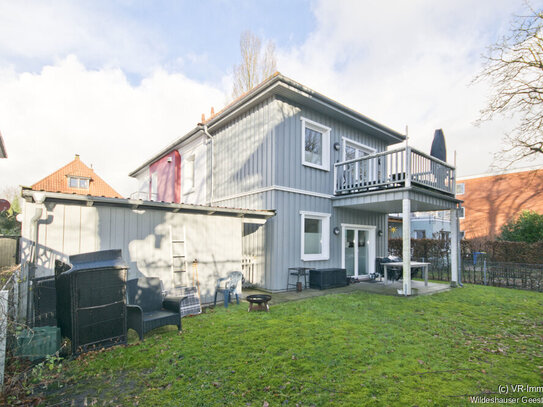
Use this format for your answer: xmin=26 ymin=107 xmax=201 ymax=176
xmin=21 ymin=189 xmax=276 ymax=219
xmin=128 ymin=126 xmax=203 ymax=177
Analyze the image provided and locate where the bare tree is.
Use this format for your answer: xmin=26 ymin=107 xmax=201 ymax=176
xmin=232 ymin=31 xmax=277 ymax=100
xmin=474 ymin=6 xmax=543 ymax=166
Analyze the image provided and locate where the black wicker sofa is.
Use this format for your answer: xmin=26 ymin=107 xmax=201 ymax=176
xmin=126 ymin=277 xmax=188 ymax=340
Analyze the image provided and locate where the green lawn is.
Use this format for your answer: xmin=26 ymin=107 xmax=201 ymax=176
xmin=29 ymin=285 xmax=543 ymax=406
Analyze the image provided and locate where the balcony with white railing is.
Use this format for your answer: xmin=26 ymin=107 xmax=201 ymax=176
xmin=334 ymin=146 xmax=455 ymax=196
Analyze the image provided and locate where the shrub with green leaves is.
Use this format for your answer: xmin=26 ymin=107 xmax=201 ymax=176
xmin=499 ymin=210 xmax=543 ymax=243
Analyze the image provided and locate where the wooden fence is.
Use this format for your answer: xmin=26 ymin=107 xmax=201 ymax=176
xmin=0 ymin=237 xmax=19 ymax=268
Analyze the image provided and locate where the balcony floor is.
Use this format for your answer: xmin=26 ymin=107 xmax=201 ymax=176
xmin=332 ymin=185 xmax=460 ymax=213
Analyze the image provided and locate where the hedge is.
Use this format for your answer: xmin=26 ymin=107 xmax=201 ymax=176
xmin=388 ymin=238 xmax=543 ymax=264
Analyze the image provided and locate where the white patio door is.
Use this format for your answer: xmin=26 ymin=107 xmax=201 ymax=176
xmin=342 ymin=225 xmax=376 ymax=278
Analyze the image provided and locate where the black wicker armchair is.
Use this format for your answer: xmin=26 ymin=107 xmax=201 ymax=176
xmin=126 ymin=277 xmax=188 ymax=341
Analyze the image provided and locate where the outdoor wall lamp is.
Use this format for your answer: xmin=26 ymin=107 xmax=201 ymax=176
xmin=333 ymin=142 xmax=341 ymax=151
xmin=333 ymin=227 xmax=341 ymax=235
xmin=378 ymin=230 xmax=384 ymax=237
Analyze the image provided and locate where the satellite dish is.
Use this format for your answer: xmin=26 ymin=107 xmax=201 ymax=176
xmin=0 ymin=199 xmax=10 ymax=212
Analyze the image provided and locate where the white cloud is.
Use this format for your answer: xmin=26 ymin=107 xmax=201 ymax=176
xmin=278 ymin=0 xmax=543 ymax=176
xmin=0 ymin=1 xmax=163 ymax=75
xmin=0 ymin=56 xmax=226 ymax=196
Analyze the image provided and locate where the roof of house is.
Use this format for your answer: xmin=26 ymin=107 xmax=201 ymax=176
xmin=457 ymin=165 xmax=543 ymax=181
xmin=0 ymin=131 xmax=6 ymax=158
xmin=129 ymin=72 xmax=406 ymax=177
xmin=31 ymin=155 xmax=122 ymax=198
xmin=21 ymin=189 xmax=275 ymax=220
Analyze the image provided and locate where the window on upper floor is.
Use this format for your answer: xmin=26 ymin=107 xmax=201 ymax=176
xmin=183 ymin=155 xmax=195 ymax=194
xmin=301 ymin=117 xmax=330 ymax=171
xmin=301 ymin=211 xmax=330 ymax=261
xmin=151 ymin=172 xmax=158 ymax=201
xmin=67 ymin=176 xmax=89 ymax=189
xmin=456 ymin=183 xmax=465 ymax=195
xmin=459 ymin=207 xmax=465 ymax=219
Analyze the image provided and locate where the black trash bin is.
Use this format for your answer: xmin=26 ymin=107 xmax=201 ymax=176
xmin=55 ymin=249 xmax=128 ymax=355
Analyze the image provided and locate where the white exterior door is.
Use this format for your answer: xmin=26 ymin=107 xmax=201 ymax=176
xmin=342 ymin=225 xmax=376 ymax=278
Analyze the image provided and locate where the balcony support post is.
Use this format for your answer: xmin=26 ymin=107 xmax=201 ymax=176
xmin=402 ymin=198 xmax=411 ymax=295
xmin=450 ymin=205 xmax=459 ymax=287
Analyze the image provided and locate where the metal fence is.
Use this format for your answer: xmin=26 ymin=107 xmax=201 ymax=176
xmin=410 ymin=254 xmax=543 ymax=292
xmin=0 ymin=267 xmax=20 ymax=390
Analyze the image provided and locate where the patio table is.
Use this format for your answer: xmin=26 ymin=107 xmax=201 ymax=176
xmin=382 ymin=261 xmax=430 ymax=286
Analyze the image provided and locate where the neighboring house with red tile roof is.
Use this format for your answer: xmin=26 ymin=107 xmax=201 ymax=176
xmin=31 ymin=154 xmax=122 ymax=198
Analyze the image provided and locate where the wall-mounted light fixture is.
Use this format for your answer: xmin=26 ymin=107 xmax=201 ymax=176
xmin=333 ymin=227 xmax=341 ymax=235
xmin=333 ymin=142 xmax=341 ymax=151
xmin=167 ymin=157 xmax=173 ymax=163
xmin=378 ymin=230 xmax=384 ymax=237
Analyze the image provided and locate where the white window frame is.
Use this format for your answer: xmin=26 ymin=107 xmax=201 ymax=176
xmin=300 ymin=211 xmax=330 ymax=261
xmin=67 ymin=176 xmax=90 ymax=190
xmin=456 ymin=183 xmax=465 ymax=195
xmin=301 ymin=117 xmax=331 ymax=171
xmin=183 ymin=154 xmax=195 ymax=195
xmin=341 ymin=137 xmax=376 ymax=161
xmin=459 ymin=207 xmax=465 ymax=219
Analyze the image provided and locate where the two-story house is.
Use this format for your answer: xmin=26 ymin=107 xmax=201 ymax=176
xmin=130 ymin=73 xmax=461 ymax=295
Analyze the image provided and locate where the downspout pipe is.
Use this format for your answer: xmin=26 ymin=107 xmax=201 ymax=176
xmin=30 ymin=207 xmax=43 ymax=265
xmin=202 ymin=124 xmax=213 ymax=204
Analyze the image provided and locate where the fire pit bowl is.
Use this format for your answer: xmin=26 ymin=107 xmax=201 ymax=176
xmin=246 ymin=294 xmax=271 ymax=312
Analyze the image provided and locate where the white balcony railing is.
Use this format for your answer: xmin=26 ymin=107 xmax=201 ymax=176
xmin=334 ymin=146 xmax=455 ymax=196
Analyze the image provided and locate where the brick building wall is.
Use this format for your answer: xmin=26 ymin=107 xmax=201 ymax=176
xmin=458 ymin=168 xmax=543 ymax=239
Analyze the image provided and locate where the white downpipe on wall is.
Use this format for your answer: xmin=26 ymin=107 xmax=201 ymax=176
xmin=450 ymin=205 xmax=459 ymax=287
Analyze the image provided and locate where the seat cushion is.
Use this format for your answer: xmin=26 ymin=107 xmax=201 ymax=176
xmin=142 ymin=310 xmax=180 ymax=333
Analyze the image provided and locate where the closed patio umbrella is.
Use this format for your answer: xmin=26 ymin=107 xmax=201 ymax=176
xmin=430 ymin=129 xmax=447 ymax=162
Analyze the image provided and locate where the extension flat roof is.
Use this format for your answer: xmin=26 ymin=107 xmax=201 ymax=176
xmin=21 ymin=189 xmax=275 ymax=220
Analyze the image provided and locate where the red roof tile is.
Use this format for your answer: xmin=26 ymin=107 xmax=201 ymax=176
xmin=31 ymin=155 xmax=122 ymax=198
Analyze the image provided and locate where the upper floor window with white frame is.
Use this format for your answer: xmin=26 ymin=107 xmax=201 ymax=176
xmin=456 ymin=183 xmax=465 ymax=195
xmin=67 ymin=176 xmax=89 ymax=189
xmin=183 ymin=154 xmax=195 ymax=194
xmin=301 ymin=117 xmax=330 ymax=171
xmin=300 ymin=211 xmax=330 ymax=261
xmin=459 ymin=206 xmax=465 ymax=219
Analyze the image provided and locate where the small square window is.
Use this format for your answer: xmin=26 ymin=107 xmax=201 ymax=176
xmin=301 ymin=117 xmax=330 ymax=171
xmin=68 ymin=176 xmax=89 ymax=190
xmin=459 ymin=207 xmax=465 ymax=219
xmin=456 ymin=183 xmax=465 ymax=195
xmin=301 ymin=211 xmax=330 ymax=261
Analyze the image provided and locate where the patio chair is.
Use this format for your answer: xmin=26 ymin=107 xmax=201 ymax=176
xmin=126 ymin=277 xmax=188 ymax=341
xmin=213 ymin=271 xmax=243 ymax=308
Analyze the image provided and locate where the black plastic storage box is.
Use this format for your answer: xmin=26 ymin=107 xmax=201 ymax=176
xmin=55 ymin=249 xmax=128 ymax=355
xmin=309 ymin=268 xmax=347 ymax=290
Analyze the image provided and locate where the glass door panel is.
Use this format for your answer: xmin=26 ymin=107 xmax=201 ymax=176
xmin=345 ymin=229 xmax=355 ymax=277
xmin=357 ymin=230 xmax=368 ymax=275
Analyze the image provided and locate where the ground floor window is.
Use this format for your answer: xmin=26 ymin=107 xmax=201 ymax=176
xmin=300 ymin=211 xmax=330 ymax=261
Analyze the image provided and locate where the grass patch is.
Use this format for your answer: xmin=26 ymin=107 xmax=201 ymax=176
xmin=28 ymin=285 xmax=543 ymax=406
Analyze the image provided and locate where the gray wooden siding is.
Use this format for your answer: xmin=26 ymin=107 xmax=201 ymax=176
xmin=218 ymin=190 xmax=387 ymax=292
xmin=211 ymin=96 xmax=280 ymax=200
xmin=19 ymin=200 xmax=244 ymax=319
xmin=274 ymin=97 xmax=389 ymax=195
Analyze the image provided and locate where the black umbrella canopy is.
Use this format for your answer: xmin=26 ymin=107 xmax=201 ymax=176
xmin=430 ymin=129 xmax=447 ymax=162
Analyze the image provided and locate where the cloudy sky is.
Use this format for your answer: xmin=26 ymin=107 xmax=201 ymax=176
xmin=1 ymin=0 xmax=542 ymax=197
